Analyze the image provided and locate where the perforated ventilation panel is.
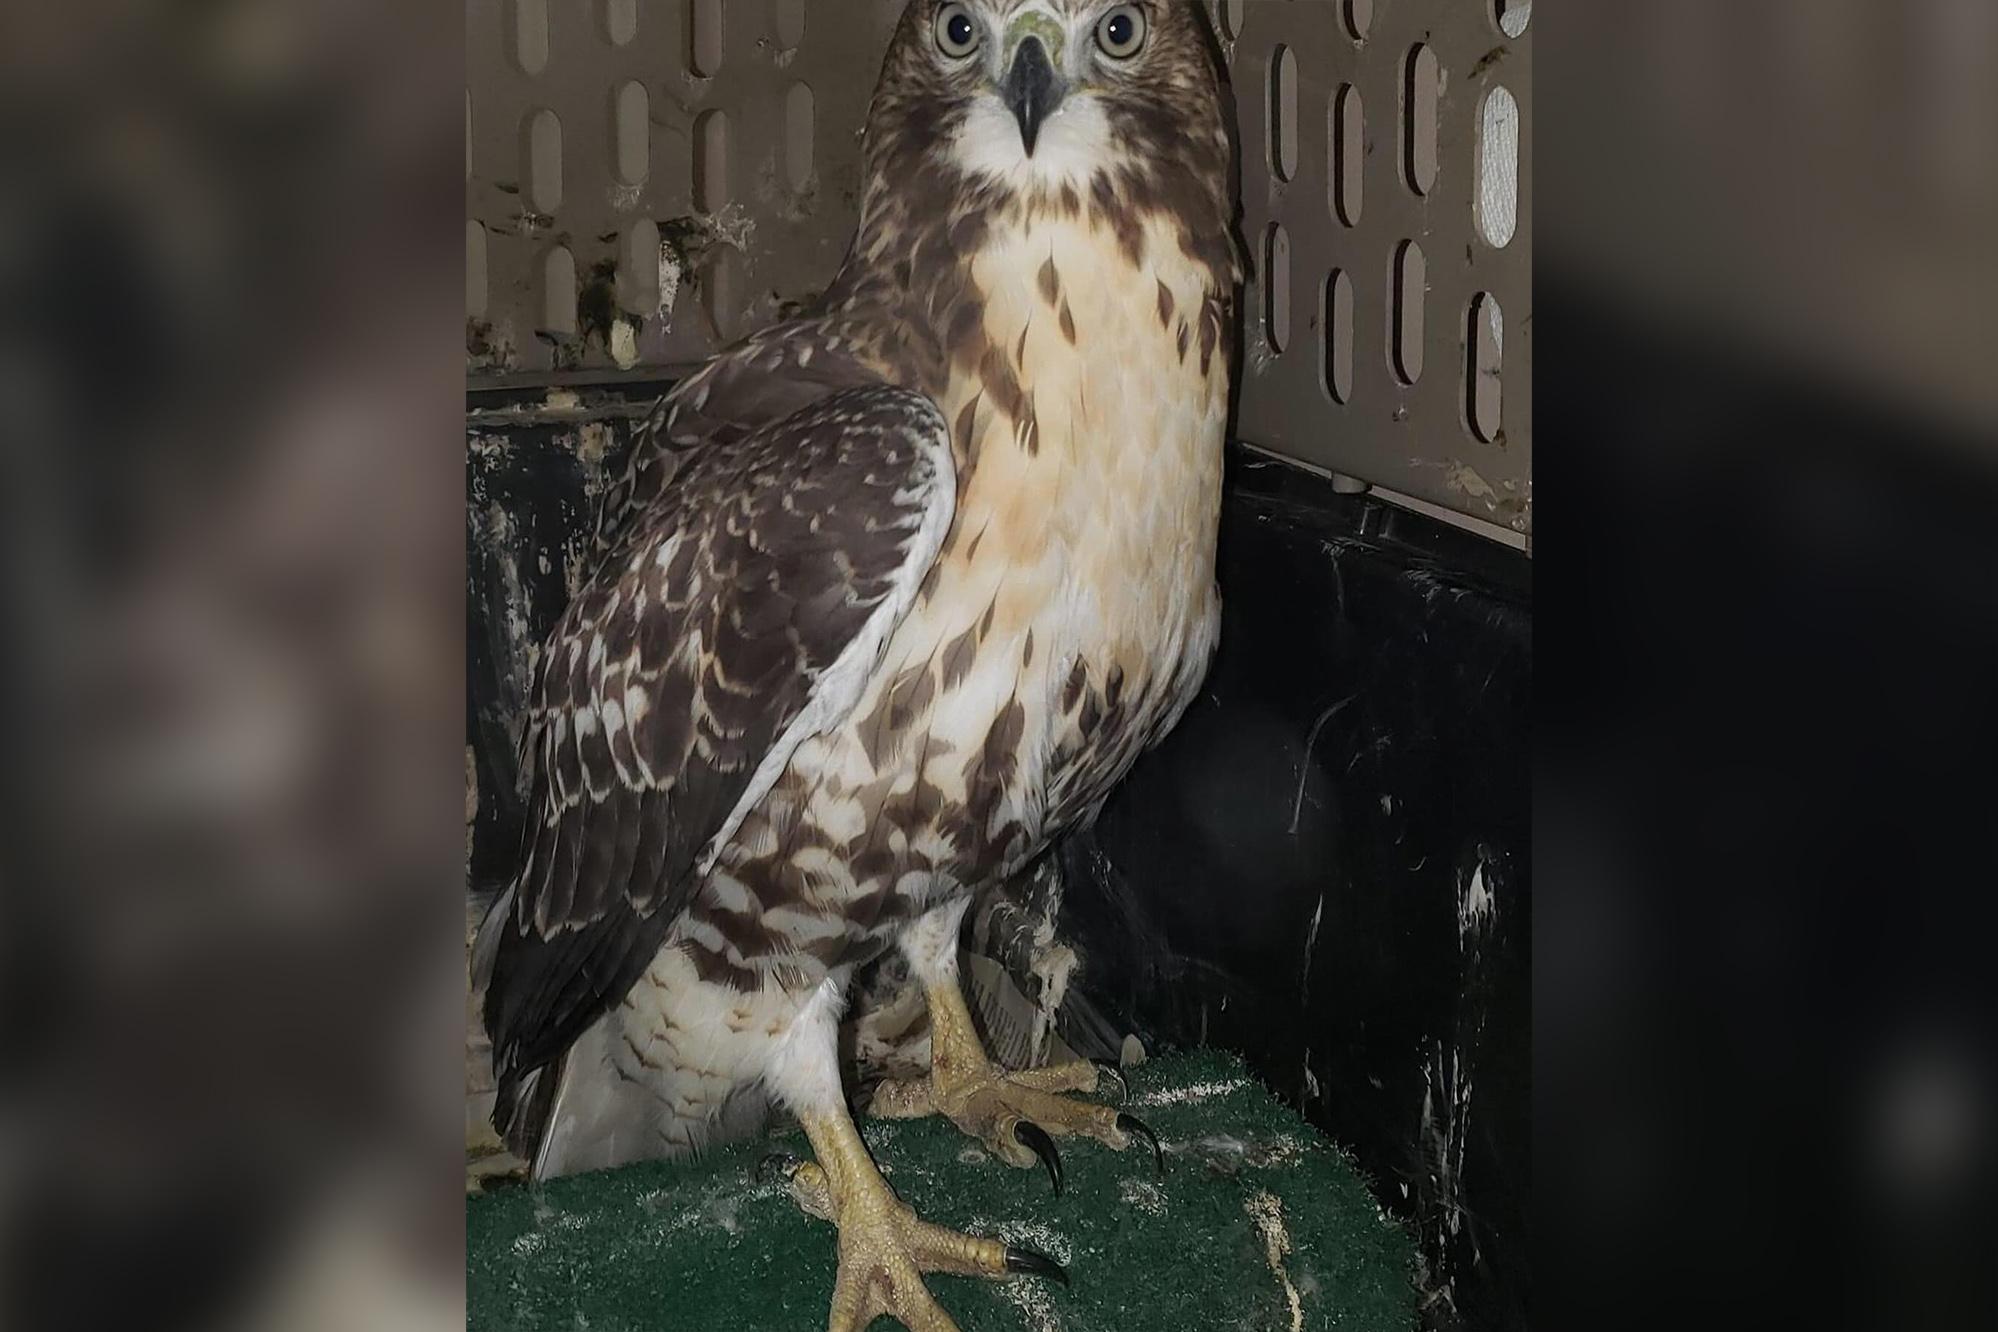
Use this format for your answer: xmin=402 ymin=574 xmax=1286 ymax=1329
xmin=466 ymin=0 xmax=908 ymax=380
xmin=1211 ymin=0 xmax=1532 ymax=535
xmin=468 ymin=2 xmax=1529 ymax=533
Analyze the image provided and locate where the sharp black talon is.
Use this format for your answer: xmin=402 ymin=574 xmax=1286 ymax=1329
xmin=1005 ymin=1245 xmax=1071 ymax=1287
xmin=1092 ymin=1059 xmax=1129 ymax=1105
xmin=1117 ymin=1112 xmax=1165 ymax=1178
xmin=754 ymin=1152 xmax=802 ymax=1184
xmin=1013 ymin=1120 xmax=1065 ymax=1196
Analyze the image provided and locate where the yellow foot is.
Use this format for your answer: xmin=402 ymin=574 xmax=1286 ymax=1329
xmin=761 ymin=1154 xmax=1066 ymax=1332
xmin=869 ymin=1056 xmax=1163 ymax=1195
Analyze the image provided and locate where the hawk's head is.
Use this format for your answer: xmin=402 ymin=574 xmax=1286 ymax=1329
xmin=840 ymin=1 xmax=1237 ymax=384
xmin=866 ymin=0 xmax=1231 ymax=202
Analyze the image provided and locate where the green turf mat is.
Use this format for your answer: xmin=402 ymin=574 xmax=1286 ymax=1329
xmin=467 ymin=1050 xmax=1416 ymax=1331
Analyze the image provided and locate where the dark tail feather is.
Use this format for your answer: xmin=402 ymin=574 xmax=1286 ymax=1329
xmin=474 ymin=882 xmax=560 ymax=1170
xmin=494 ymin=1056 xmax=562 ymax=1172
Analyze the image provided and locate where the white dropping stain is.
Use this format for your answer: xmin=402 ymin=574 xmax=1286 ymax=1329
xmin=510 ymin=1230 xmax=545 ymax=1257
xmin=1131 ymin=1076 xmax=1249 ymax=1109
xmin=957 ymin=1147 xmax=989 ymax=1166
xmin=1264 ymin=1135 xmax=1307 ymax=1167
xmin=1442 ymin=460 xmax=1500 ymax=505
xmin=1299 ymin=894 xmax=1325 ymax=1008
xmin=706 ymin=202 xmax=756 ymax=252
xmin=1118 ymin=1177 xmax=1168 ymax=1216
xmin=1186 ymin=1132 xmax=1308 ymax=1171
xmin=609 ymin=317 xmax=640 ymax=369
xmin=1419 ymin=1041 xmax=1474 ymax=1239
xmin=1458 ymin=862 xmax=1497 ymax=947
xmin=709 ymin=1198 xmax=742 ymax=1234
xmin=644 ymin=1179 xmax=758 ymax=1237
xmin=575 ymin=421 xmax=613 ymax=467
xmin=656 ymin=244 xmax=683 ymax=324
xmin=1245 ymin=1192 xmax=1305 ymax=1332
xmin=481 ymin=502 xmax=538 ymax=767
xmin=997 ymin=1273 xmax=1065 ymax=1332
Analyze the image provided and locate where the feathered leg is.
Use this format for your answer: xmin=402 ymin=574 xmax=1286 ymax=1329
xmin=767 ymin=975 xmax=1065 ymax=1332
xmin=870 ymin=900 xmax=1163 ymax=1193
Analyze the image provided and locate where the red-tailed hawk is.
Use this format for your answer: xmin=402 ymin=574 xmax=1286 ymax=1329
xmin=480 ymin=2 xmax=1236 ymax=1326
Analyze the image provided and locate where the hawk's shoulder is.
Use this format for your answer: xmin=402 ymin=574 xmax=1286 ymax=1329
xmin=591 ymin=319 xmax=886 ymax=557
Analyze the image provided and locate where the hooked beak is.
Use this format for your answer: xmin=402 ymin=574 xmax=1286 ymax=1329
xmin=1002 ymin=36 xmax=1063 ymax=157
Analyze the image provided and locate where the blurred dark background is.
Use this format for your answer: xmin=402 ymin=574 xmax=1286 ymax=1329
xmin=1536 ymin=4 xmax=1998 ymax=1328
xmin=2 ymin=3 xmax=1995 ymax=1332
xmin=1 ymin=2 xmax=465 ymax=1329
xmin=1056 ymin=456 xmax=1529 ymax=1330
xmin=1536 ymin=271 xmax=1998 ymax=1332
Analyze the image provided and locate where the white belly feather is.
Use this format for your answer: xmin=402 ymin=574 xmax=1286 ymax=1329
xmin=863 ymin=209 xmax=1228 ymax=846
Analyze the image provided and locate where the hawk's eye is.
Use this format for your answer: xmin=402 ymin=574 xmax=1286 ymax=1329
xmin=934 ymin=4 xmax=980 ymax=59
xmin=1096 ymin=5 xmax=1147 ymax=59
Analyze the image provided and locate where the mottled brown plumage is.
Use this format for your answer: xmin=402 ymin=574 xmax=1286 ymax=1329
xmin=483 ymin=10 xmax=1237 ymax=1319
xmin=487 ymin=388 xmax=955 ymax=1075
